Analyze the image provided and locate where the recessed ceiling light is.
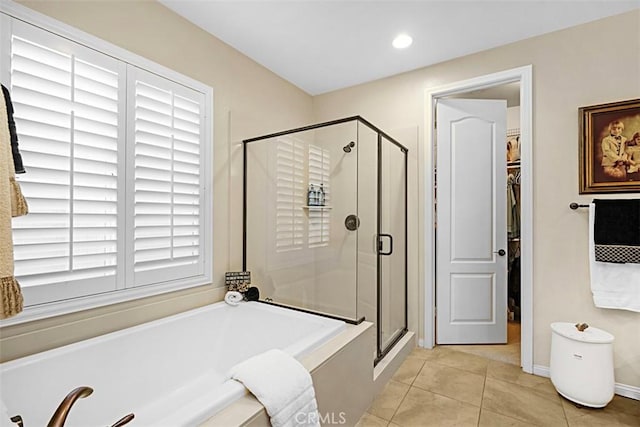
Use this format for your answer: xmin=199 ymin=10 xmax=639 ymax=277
xmin=392 ymin=33 xmax=413 ymax=49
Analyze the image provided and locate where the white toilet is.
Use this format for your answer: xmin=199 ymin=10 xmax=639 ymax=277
xmin=549 ymin=322 xmax=615 ymax=408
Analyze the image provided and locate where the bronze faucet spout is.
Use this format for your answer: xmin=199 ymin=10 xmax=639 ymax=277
xmin=47 ymin=386 xmax=93 ymax=427
xmin=110 ymin=413 xmax=135 ymax=427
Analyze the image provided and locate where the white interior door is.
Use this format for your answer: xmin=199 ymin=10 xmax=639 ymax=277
xmin=436 ymin=98 xmax=507 ymax=344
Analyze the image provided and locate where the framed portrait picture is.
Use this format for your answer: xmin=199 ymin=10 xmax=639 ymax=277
xmin=579 ymin=98 xmax=640 ymax=194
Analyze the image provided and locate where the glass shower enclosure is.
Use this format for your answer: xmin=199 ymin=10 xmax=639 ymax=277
xmin=243 ymin=116 xmax=407 ymax=363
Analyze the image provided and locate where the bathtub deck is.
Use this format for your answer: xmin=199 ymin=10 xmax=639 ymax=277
xmin=203 ymin=320 xmax=375 ymax=426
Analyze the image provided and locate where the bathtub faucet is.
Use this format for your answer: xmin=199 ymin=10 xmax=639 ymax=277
xmin=109 ymin=413 xmax=135 ymax=427
xmin=47 ymin=386 xmax=93 ymax=427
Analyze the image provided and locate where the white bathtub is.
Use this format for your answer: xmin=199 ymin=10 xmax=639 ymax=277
xmin=0 ymin=301 xmax=346 ymax=426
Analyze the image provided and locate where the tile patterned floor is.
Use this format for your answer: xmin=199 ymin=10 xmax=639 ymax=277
xmin=439 ymin=321 xmax=521 ymax=366
xmin=356 ymin=346 xmax=640 ymax=427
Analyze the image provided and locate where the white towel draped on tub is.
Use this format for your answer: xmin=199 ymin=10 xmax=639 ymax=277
xmin=229 ymin=349 xmax=321 ymax=427
xmin=589 ymin=204 xmax=640 ymax=312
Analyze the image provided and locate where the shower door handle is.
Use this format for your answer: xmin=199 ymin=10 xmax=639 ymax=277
xmin=377 ymin=234 xmax=393 ymax=256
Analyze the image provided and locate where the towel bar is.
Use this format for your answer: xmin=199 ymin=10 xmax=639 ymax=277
xmin=569 ymin=202 xmax=589 ymax=210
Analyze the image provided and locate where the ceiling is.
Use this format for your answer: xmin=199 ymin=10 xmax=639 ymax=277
xmin=159 ymin=0 xmax=639 ymax=95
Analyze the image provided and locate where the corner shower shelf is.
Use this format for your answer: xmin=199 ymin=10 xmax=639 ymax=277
xmin=302 ymin=206 xmax=332 ymax=210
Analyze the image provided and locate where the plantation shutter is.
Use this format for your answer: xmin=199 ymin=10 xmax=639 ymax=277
xmin=275 ymin=136 xmax=305 ymax=252
xmin=130 ymin=68 xmax=205 ymax=286
xmin=9 ymin=21 xmax=123 ymax=304
xmin=307 ymin=145 xmax=330 ymax=248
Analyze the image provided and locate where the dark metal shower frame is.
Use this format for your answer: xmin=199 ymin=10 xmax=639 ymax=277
xmin=242 ymin=116 xmax=408 ymax=364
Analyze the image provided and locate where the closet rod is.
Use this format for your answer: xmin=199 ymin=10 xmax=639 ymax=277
xmin=569 ymin=202 xmax=589 ymax=210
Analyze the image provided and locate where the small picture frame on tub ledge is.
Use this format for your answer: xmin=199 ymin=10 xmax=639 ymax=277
xmin=579 ymin=98 xmax=640 ymax=194
xmin=225 ymin=271 xmax=251 ymax=292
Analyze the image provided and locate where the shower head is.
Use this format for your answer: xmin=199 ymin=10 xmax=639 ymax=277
xmin=343 ymin=141 xmax=355 ymax=153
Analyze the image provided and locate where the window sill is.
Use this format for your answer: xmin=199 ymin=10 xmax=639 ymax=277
xmin=0 ymin=276 xmax=213 ymax=327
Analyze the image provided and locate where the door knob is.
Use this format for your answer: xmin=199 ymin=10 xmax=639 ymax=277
xmin=494 ymin=249 xmax=506 ymax=256
xmin=344 ymin=214 xmax=360 ymax=231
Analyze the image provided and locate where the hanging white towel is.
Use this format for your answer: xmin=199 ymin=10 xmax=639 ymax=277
xmin=229 ymin=349 xmax=320 ymax=427
xmin=589 ymin=204 xmax=640 ymax=312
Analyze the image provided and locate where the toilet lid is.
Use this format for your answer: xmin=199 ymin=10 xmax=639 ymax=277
xmin=551 ymin=322 xmax=614 ymax=344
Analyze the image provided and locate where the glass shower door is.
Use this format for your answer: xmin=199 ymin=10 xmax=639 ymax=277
xmin=377 ymin=135 xmax=407 ymax=359
xmin=244 ymin=121 xmax=360 ymax=321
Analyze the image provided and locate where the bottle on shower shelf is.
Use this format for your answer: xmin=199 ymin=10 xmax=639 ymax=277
xmin=318 ymin=183 xmax=325 ymax=206
xmin=308 ymin=184 xmax=316 ymax=206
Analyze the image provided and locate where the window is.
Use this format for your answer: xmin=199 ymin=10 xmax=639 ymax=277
xmin=1 ymin=11 xmax=212 ymax=319
xmin=130 ymin=69 xmax=205 ymax=286
xmin=8 ymin=20 xmax=126 ymax=305
xmin=273 ymin=137 xmax=331 ymax=256
xmin=307 ymin=144 xmax=330 ymax=248
xmin=275 ymin=136 xmax=305 ymax=253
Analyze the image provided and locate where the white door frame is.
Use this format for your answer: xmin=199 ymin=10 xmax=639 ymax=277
xmin=422 ymin=65 xmax=533 ymax=373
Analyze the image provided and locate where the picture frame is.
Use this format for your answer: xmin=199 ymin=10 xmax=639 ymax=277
xmin=579 ymin=98 xmax=640 ymax=194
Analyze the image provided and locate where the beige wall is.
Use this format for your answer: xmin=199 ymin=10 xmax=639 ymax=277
xmin=313 ymin=10 xmax=640 ymax=387
xmin=0 ymin=0 xmax=313 ymax=361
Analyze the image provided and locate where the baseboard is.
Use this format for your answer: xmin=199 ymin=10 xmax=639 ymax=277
xmin=417 ymin=337 xmax=434 ymax=349
xmin=533 ymin=364 xmax=640 ymax=401
xmin=532 ymin=364 xmax=550 ymax=378
xmin=615 ymin=383 xmax=640 ymax=401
